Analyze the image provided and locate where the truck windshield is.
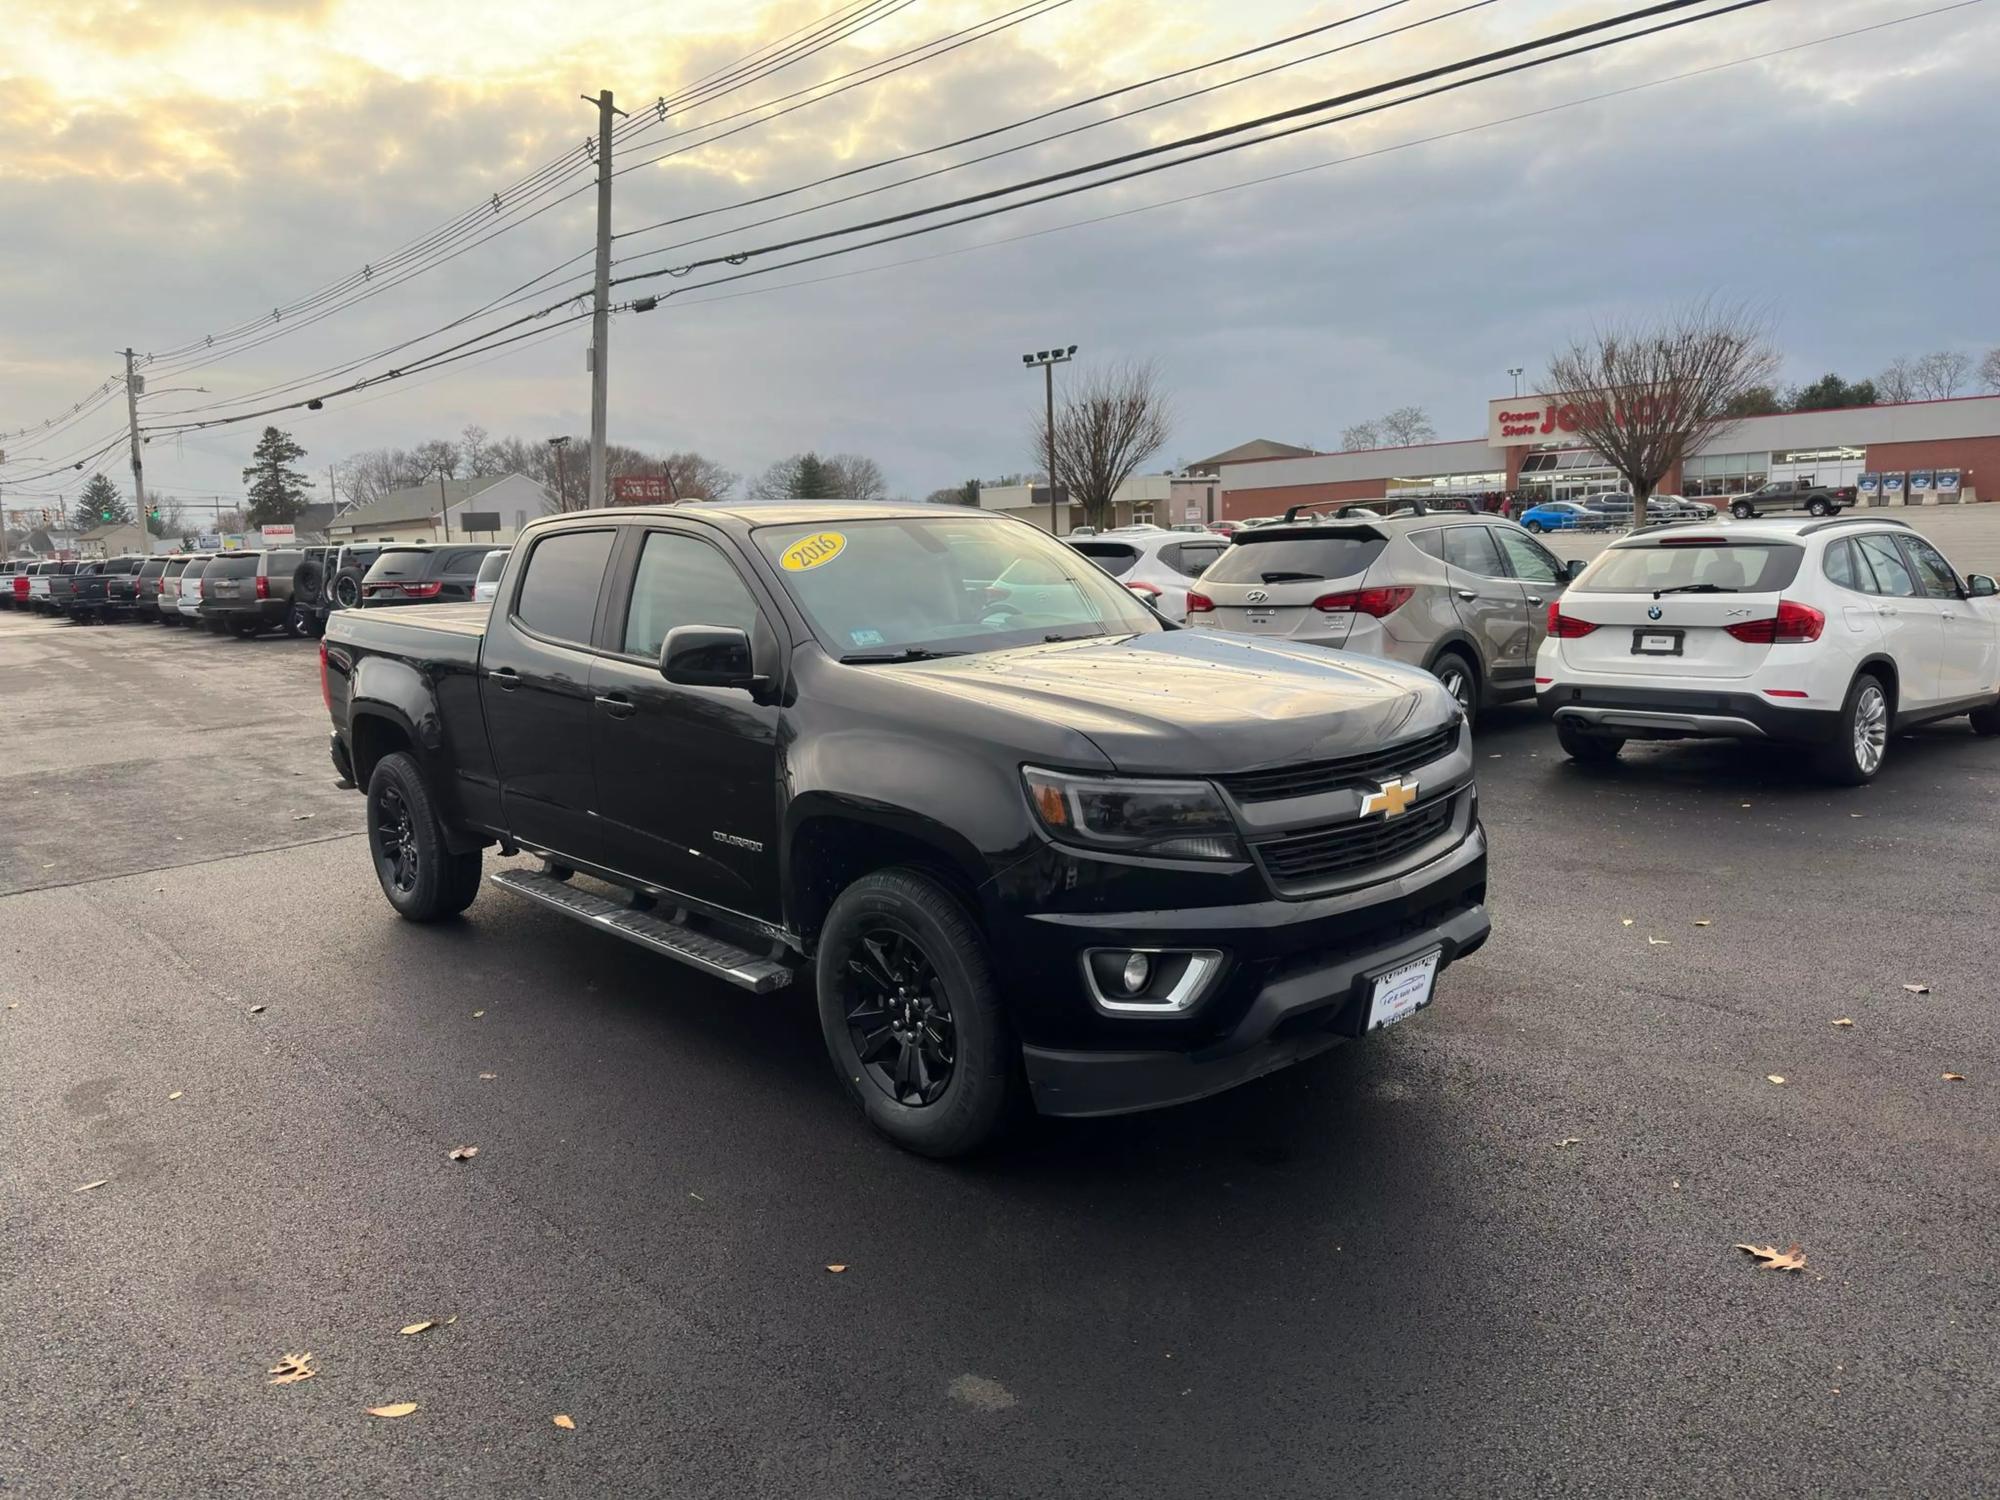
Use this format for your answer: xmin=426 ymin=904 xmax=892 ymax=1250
xmin=755 ymin=517 xmax=1162 ymax=660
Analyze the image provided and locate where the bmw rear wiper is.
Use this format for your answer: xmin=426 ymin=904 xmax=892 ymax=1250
xmin=1652 ymin=583 xmax=1736 ymax=597
xmin=838 ymin=648 xmax=963 ymax=664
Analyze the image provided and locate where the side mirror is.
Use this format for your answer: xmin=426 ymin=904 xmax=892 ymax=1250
xmin=1967 ymin=574 xmax=1998 ymax=598
xmin=660 ymin=624 xmax=759 ymax=690
xmin=1563 ymin=558 xmax=1588 ymax=582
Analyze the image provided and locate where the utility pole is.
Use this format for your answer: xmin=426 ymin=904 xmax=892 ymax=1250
xmin=436 ymin=468 xmax=453 ymax=542
xmin=328 ymin=464 xmax=340 ymax=515
xmin=548 ymin=436 xmax=571 ymax=512
xmin=583 ymin=89 xmax=626 ymax=510
xmin=1021 ymin=345 xmax=1077 ymax=535
xmin=123 ymin=349 xmax=148 ymax=527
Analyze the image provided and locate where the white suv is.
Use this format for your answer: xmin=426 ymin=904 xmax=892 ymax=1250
xmin=1066 ymin=529 xmax=1232 ymax=624
xmin=1538 ymin=517 xmax=2000 ymax=784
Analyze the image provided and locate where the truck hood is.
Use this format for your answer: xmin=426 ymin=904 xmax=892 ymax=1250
xmin=879 ymin=631 xmax=1450 ymax=775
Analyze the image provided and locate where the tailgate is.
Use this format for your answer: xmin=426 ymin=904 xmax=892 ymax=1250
xmin=1558 ymin=593 xmax=1781 ymax=679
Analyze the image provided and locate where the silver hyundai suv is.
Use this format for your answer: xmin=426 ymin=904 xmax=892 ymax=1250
xmin=1185 ymin=506 xmax=1583 ymax=723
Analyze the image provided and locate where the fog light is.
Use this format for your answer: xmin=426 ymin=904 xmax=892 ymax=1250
xmin=1120 ymin=952 xmax=1152 ymax=994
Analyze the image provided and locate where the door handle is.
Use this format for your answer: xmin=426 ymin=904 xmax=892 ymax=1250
xmin=490 ymin=667 xmax=519 ymax=691
xmin=1525 ymin=595 xmax=1544 ymax=606
xmin=1877 ymin=607 xmax=1898 ymax=617
xmin=596 ymin=692 xmax=637 ymax=719
xmin=1455 ymin=589 xmax=1478 ymax=602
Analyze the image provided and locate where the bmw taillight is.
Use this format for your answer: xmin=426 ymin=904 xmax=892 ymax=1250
xmin=1183 ymin=591 xmax=1214 ymax=614
xmin=1726 ymin=599 xmax=1825 ymax=644
xmin=1546 ymin=602 xmax=1599 ymax=637
xmin=1313 ymin=586 xmax=1413 ymax=617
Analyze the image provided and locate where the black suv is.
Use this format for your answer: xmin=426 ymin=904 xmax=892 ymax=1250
xmin=358 ymin=543 xmax=500 ymax=607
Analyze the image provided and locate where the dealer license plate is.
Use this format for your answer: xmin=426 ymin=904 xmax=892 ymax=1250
xmin=1243 ymin=608 xmax=1276 ymax=625
xmin=1633 ymin=630 xmax=1682 ymax=655
xmin=1366 ymin=949 xmax=1441 ymax=1031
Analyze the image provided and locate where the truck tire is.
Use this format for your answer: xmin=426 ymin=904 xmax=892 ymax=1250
xmin=331 ymin=569 xmax=364 ymax=610
xmin=815 ymin=867 xmax=1019 ymax=1158
xmin=1731 ymin=500 xmax=1754 ymax=520
xmin=1967 ymin=698 xmax=2000 ymax=736
xmin=1806 ymin=496 xmax=1831 ymax=517
xmin=292 ymin=557 xmax=325 ymax=606
xmin=1813 ymin=672 xmax=1890 ymax=786
xmin=365 ymin=751 xmax=483 ymax=921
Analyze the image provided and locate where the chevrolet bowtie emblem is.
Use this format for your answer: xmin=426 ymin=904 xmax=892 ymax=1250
xmin=1360 ymin=777 xmax=1419 ymax=820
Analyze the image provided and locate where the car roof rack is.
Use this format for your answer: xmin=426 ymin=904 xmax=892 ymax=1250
xmin=1798 ymin=514 xmax=1910 ymax=536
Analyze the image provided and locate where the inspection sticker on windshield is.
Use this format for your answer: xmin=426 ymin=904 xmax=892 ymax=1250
xmin=849 ymin=628 xmax=884 ymax=647
xmin=1365 ymin=948 xmax=1441 ymax=1031
xmin=780 ymin=531 xmax=846 ymax=572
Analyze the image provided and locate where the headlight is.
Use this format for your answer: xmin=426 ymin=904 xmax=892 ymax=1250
xmin=1022 ymin=766 xmax=1245 ymax=861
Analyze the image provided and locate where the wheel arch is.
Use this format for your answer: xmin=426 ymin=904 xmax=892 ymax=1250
xmin=785 ymin=799 xmax=990 ymax=951
xmin=1854 ymin=653 xmax=1900 ymax=718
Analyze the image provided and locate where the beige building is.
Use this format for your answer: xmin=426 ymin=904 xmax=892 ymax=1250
xmin=978 ymin=472 xmax=1223 ymax=534
xmin=325 ymin=473 xmax=554 ymax=544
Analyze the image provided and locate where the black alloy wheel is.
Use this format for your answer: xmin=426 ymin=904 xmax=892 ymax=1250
xmin=845 ymin=929 xmax=957 ymax=1107
xmin=374 ymin=782 xmax=420 ymax=896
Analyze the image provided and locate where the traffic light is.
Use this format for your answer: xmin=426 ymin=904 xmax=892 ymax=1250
xmin=101 ymin=509 xmax=113 ymax=521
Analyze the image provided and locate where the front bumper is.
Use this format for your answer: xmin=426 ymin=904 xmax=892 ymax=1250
xmin=1540 ymin=681 xmax=1841 ymax=744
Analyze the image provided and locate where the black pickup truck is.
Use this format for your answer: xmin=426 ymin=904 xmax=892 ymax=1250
xmin=321 ymin=503 xmax=1490 ymax=1155
xmin=69 ymin=555 xmax=146 ymax=623
xmin=1727 ymin=479 xmax=1855 ymax=519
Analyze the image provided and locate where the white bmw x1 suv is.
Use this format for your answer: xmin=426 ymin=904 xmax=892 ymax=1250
xmin=1537 ymin=517 xmax=2000 ymax=784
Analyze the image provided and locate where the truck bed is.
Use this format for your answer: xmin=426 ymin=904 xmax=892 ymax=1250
xmin=326 ymin=603 xmax=489 ymax=656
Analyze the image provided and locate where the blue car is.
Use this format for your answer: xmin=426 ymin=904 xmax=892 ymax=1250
xmin=1519 ymin=501 xmax=1595 ymax=533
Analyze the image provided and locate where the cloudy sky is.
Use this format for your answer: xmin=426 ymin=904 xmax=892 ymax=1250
xmin=2 ymin=0 xmax=1994 ymax=516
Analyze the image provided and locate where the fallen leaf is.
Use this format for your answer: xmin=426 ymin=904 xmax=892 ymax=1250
xmin=292 ymin=813 xmax=314 ymax=821
xmin=248 ymin=1004 xmax=266 ymax=1014
xmin=1693 ymin=919 xmax=1712 ymax=927
xmin=1553 ymin=1137 xmax=1582 ymax=1148
xmin=1831 ymin=1017 xmax=1854 ymax=1027
xmin=1740 ymin=802 xmax=1752 ymax=809
xmin=269 ymin=1366 xmax=316 ymax=1386
xmin=366 ymin=1402 xmax=419 ymax=1419
xmin=74 ymin=1179 xmax=109 ymax=1193
xmin=825 ymin=1264 xmax=847 ymax=1274
xmin=478 ymin=1072 xmax=496 ymax=1080
xmin=167 ymin=1090 xmax=184 ymax=1100
xmin=448 ymin=1146 xmax=479 ymax=1161
xmin=472 ymin=1010 xmax=486 ymax=1018
xmin=399 ymin=1321 xmax=435 ymax=1336
xmin=5 ymin=1003 xmax=16 ymax=1009
xmin=1767 ymin=1075 xmax=1786 ymax=1085
xmin=1735 ymin=1242 xmax=1807 ymax=1272
xmin=553 ymin=1414 xmax=576 ymax=1431
xmin=1902 ymin=983 xmax=1930 ymax=995
xmin=1943 ymin=1072 xmax=1966 ymax=1082
xmin=1620 ymin=918 xmax=1634 ymax=927
xmin=1648 ymin=937 xmax=1671 ymax=947
xmin=268 ymin=1353 xmax=315 ymax=1385
xmin=1850 ymin=813 xmax=1865 ymax=819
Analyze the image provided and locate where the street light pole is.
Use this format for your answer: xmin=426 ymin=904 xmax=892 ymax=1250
xmin=1021 ymin=344 xmax=1077 ymax=534
xmin=548 ymin=436 xmax=571 ymax=513
xmin=1509 ymin=366 xmax=1525 ymax=397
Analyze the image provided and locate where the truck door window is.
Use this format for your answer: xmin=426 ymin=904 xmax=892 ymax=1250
xmin=622 ymin=532 xmax=760 ymax=659
xmin=513 ymin=529 xmax=615 ymax=644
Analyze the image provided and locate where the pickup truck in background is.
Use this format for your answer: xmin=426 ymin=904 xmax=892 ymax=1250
xmin=1727 ymin=479 xmax=1855 ymax=519
xmin=322 ymin=502 xmax=1490 ymax=1156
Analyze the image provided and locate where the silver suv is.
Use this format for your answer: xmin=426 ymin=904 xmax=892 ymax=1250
xmin=1185 ymin=509 xmax=1582 ymax=723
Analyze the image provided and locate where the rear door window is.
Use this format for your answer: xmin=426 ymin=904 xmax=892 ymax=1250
xmin=1853 ymin=534 xmax=1918 ymax=598
xmin=1068 ymin=542 xmax=1141 ymax=578
xmin=513 ymin=529 xmax=615 ymax=645
xmin=1490 ymin=528 xmax=1563 ymax=585
xmin=1823 ymin=538 xmax=1867 ymax=593
xmin=1201 ymin=533 xmax=1386 ymax=584
xmin=1441 ymin=525 xmax=1506 ymax=577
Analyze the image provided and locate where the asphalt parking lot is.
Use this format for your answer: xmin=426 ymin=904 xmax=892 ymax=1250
xmin=3 ymin=599 xmax=1997 ymax=1498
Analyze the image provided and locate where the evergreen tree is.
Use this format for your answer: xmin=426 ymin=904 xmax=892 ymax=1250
xmin=241 ymin=426 xmax=313 ymax=527
xmin=789 ymin=452 xmax=834 ymax=498
xmin=73 ymin=474 xmax=131 ymax=531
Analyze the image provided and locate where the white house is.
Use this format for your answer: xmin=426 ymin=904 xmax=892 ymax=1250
xmin=325 ymin=473 xmax=554 ymax=544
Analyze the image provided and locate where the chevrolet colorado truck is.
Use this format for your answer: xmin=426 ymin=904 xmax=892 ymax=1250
xmin=321 ymin=503 xmax=1490 ymax=1156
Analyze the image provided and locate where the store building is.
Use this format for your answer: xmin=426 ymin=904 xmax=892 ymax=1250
xmin=1218 ymin=394 xmax=2000 ymax=520
xmin=978 ymin=471 xmax=1221 ymax=533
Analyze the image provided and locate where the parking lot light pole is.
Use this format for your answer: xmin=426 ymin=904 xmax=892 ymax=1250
xmin=548 ymin=436 xmax=571 ymax=513
xmin=1022 ymin=345 xmax=1076 ymax=535
xmin=1509 ymin=366 xmax=1525 ymax=397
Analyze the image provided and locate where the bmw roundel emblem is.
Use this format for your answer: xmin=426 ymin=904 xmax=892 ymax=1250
xmin=1646 ymin=604 xmax=1663 ymax=620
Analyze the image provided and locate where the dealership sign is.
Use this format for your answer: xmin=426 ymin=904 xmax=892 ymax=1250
xmin=259 ymin=524 xmax=296 ymax=546
xmin=611 ymin=474 xmax=674 ymax=503
xmin=1486 ymin=393 xmax=1681 ymax=448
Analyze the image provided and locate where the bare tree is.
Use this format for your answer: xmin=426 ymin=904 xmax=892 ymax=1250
xmin=1544 ymin=300 xmax=1779 ymax=527
xmin=1876 ymin=356 xmax=1918 ymax=404
xmin=660 ymin=451 xmax=737 ymax=500
xmin=1339 ymin=421 xmax=1381 ymax=451
xmin=1911 ymin=350 xmax=1972 ymax=400
xmin=459 ymin=424 xmax=491 ymax=475
xmin=1034 ymin=360 xmax=1173 ymax=530
xmin=1981 ymin=347 xmax=2000 ymax=394
xmin=1377 ymin=406 xmax=1437 ymax=446
xmin=411 ymin=438 xmax=460 ymax=480
xmin=826 ymin=454 xmax=887 ymax=501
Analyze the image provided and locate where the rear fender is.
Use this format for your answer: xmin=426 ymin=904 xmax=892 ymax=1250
xmin=346 ymin=659 xmax=479 ymax=852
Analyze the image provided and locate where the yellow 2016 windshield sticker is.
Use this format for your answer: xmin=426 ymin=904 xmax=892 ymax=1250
xmin=781 ymin=531 xmax=846 ymax=572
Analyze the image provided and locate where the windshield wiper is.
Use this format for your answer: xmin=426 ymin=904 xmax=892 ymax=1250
xmin=1652 ymin=583 xmax=1736 ymax=597
xmin=837 ymin=648 xmax=964 ymax=664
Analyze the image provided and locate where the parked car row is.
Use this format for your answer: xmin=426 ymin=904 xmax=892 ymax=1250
xmin=0 ymin=541 xmax=511 ymax=635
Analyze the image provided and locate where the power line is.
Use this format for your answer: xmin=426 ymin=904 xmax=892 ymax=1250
xmin=611 ymin=0 xmax=1504 ymax=273
xmin=613 ymin=0 xmax=1769 ymax=294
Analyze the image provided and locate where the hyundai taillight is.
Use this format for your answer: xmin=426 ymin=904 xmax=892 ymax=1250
xmin=319 ymin=640 xmax=332 ymax=711
xmin=1546 ymin=601 xmax=1599 ymax=637
xmin=1313 ymin=586 xmax=1413 ymax=617
xmin=1726 ymin=599 xmax=1824 ymax=644
xmin=255 ymin=574 xmax=269 ymax=599
xmin=1184 ymin=591 xmax=1214 ymax=614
